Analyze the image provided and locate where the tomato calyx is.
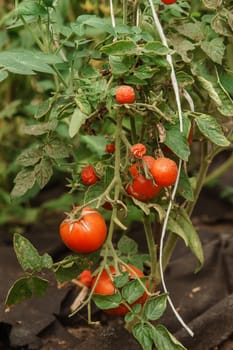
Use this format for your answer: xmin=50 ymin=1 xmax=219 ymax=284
xmin=63 ymin=206 xmax=99 ymax=223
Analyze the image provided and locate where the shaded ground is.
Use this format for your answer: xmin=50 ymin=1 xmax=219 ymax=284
xmin=0 ymin=184 xmax=233 ymax=349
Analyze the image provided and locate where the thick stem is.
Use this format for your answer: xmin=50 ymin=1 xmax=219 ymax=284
xmin=143 ymin=214 xmax=157 ymax=290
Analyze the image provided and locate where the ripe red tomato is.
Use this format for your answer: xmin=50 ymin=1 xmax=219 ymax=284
xmin=130 ymin=143 xmax=147 ymax=158
xmin=105 ymin=143 xmax=115 ymax=154
xmin=81 ymin=165 xmax=99 ymax=186
xmin=59 ymin=207 xmax=107 ymax=253
xmin=115 ymin=85 xmax=136 ymax=104
xmin=78 ymin=269 xmax=92 ymax=288
xmin=142 ymin=155 xmax=156 ymax=171
xmin=161 ymin=0 xmax=177 ymax=4
xmin=92 ymin=264 xmax=148 ymax=315
xmin=127 ymin=174 xmax=160 ymax=202
xmin=150 ymin=157 xmax=178 ymax=187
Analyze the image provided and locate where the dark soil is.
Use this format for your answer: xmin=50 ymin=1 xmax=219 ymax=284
xmin=0 ymin=182 xmax=233 ymax=350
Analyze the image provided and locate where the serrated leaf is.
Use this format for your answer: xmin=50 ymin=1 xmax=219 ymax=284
xmin=21 ymin=120 xmax=57 ymax=135
xmin=35 ymin=99 xmax=52 ymax=119
xmin=16 ymin=1 xmax=47 ymax=16
xmin=44 ymin=140 xmax=69 ymax=159
xmin=17 ymin=148 xmax=42 ymax=166
xmin=92 ymin=292 xmax=122 ymax=310
xmin=169 ymin=35 xmax=195 ymax=63
xmin=201 ymin=37 xmax=225 ymax=64
xmin=192 ymin=61 xmax=233 ymax=117
xmin=11 ymin=168 xmax=36 ymax=197
xmin=41 ymin=253 xmax=53 ymax=269
xmin=5 ymin=276 xmax=48 ymax=306
xmin=6 ymin=277 xmax=33 ymax=306
xmin=0 ymin=49 xmax=61 ymax=75
xmin=176 ymin=22 xmax=204 ymax=41
xmin=195 ymin=113 xmax=230 ymax=147
xmin=175 ymin=208 xmax=204 ymax=271
xmin=101 ymin=40 xmax=137 ymax=56
xmin=14 ymin=233 xmax=42 ymax=272
xmin=151 ymin=324 xmax=187 ymax=350
xmin=69 ymin=107 xmax=87 ymax=138
xmin=177 ymin=171 xmax=194 ymax=201
xmin=117 ymin=236 xmax=138 ymax=255
xmin=114 ymin=271 xmax=129 ymax=289
xmin=144 ymin=294 xmax=168 ymax=321
xmin=122 ymin=279 xmax=145 ymax=304
xmin=143 ymin=41 xmax=172 ymax=56
xmin=34 ymin=159 xmax=53 ymax=189
xmin=132 ymin=323 xmax=153 ymax=350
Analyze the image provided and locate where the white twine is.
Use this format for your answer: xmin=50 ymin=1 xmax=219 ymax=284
xmin=148 ymin=0 xmax=194 ymax=337
xmin=109 ymin=0 xmax=116 ymax=28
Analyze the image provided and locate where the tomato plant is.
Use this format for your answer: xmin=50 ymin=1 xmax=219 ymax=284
xmin=92 ymin=264 xmax=148 ymax=316
xmin=2 ymin=0 xmax=233 ymax=349
xmin=59 ymin=207 xmax=107 ymax=253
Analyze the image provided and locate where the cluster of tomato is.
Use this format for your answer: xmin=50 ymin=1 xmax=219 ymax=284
xmin=59 ymin=84 xmax=180 ymax=315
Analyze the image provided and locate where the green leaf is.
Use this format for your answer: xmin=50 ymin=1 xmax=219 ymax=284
xmin=21 ymin=120 xmax=57 ymax=135
xmin=169 ymin=35 xmax=195 ymax=63
xmin=176 ymin=208 xmax=204 ymax=271
xmin=11 ymin=168 xmax=36 ymax=197
xmin=80 ymin=135 xmax=108 ymax=157
xmin=6 ymin=276 xmax=48 ymax=306
xmin=17 ymin=148 xmax=42 ymax=166
xmin=69 ymin=107 xmax=87 ymax=138
xmin=143 ymin=41 xmax=172 ymax=56
xmin=125 ymin=312 xmax=135 ymax=323
xmin=132 ymin=323 xmax=153 ymax=350
xmin=131 ymin=197 xmax=150 ymax=215
xmin=41 ymin=253 xmax=53 ymax=269
xmin=113 ymin=271 xmax=129 ymax=289
xmin=14 ymin=233 xmax=42 ymax=272
xmin=192 ymin=60 xmax=233 ymax=117
xmin=44 ymin=140 xmax=70 ymax=159
xmin=0 ymin=49 xmax=61 ymax=75
xmin=117 ymin=236 xmax=138 ymax=255
xmin=144 ymin=294 xmax=168 ymax=321
xmin=194 ymin=113 xmax=230 ymax=147
xmin=109 ymin=56 xmax=132 ymax=75
xmin=177 ymin=171 xmax=194 ymax=201
xmin=101 ymin=40 xmax=137 ymax=56
xmin=164 ymin=119 xmax=191 ymax=161
xmin=16 ymin=1 xmax=47 ymax=16
xmin=167 ymin=218 xmax=189 ymax=246
xmin=151 ymin=324 xmax=187 ymax=350
xmin=34 ymin=159 xmax=53 ymax=189
xmin=122 ymin=279 xmax=145 ymax=304
xmin=176 ymin=22 xmax=205 ymax=41
xmin=176 ymin=71 xmax=194 ymax=88
xmin=201 ymin=37 xmax=225 ymax=64
xmin=35 ymin=99 xmax=52 ymax=119
xmin=92 ymin=292 xmax=122 ymax=310
xmin=0 ymin=70 xmax=8 ymax=82
xmin=6 ymin=277 xmax=33 ymax=306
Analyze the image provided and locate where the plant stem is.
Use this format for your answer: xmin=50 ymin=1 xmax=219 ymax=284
xmin=204 ymin=152 xmax=233 ymax=185
xmin=19 ymin=15 xmax=45 ymax=51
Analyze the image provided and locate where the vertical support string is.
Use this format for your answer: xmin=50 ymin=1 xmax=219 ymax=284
xmin=109 ymin=0 xmax=116 ymax=28
xmin=148 ymin=0 xmax=194 ymax=337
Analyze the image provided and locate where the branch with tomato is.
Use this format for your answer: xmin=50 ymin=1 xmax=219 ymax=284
xmin=3 ymin=0 xmax=233 ymax=349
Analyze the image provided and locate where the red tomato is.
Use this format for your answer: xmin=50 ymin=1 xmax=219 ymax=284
xmin=128 ymin=156 xmax=156 ymax=177
xmin=105 ymin=143 xmax=115 ymax=154
xmin=130 ymin=143 xmax=147 ymax=158
xmin=150 ymin=157 xmax=178 ymax=187
xmin=115 ymin=85 xmax=136 ymax=104
xmin=142 ymin=155 xmax=156 ymax=171
xmin=78 ymin=270 xmax=92 ymax=288
xmin=162 ymin=0 xmax=177 ymax=4
xmin=81 ymin=165 xmax=99 ymax=186
xmin=127 ymin=174 xmax=160 ymax=202
xmin=92 ymin=264 xmax=148 ymax=315
xmin=59 ymin=207 xmax=107 ymax=253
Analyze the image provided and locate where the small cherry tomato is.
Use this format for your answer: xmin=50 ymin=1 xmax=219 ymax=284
xmin=81 ymin=165 xmax=99 ymax=186
xmin=130 ymin=143 xmax=147 ymax=158
xmin=105 ymin=143 xmax=115 ymax=154
xmin=78 ymin=270 xmax=92 ymax=288
xmin=59 ymin=207 xmax=107 ymax=253
xmin=161 ymin=0 xmax=177 ymax=4
xmin=115 ymin=85 xmax=136 ymax=104
xmin=91 ymin=264 xmax=148 ymax=315
xmin=126 ymin=174 xmax=160 ymax=202
xmin=142 ymin=155 xmax=156 ymax=171
xmin=150 ymin=157 xmax=178 ymax=187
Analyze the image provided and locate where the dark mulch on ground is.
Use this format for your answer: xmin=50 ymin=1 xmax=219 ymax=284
xmin=0 ymin=186 xmax=232 ymax=350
